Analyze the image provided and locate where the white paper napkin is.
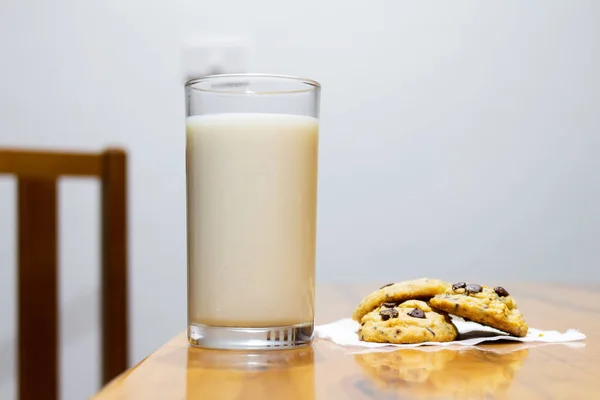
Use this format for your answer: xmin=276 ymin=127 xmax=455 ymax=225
xmin=315 ymin=318 xmax=586 ymax=353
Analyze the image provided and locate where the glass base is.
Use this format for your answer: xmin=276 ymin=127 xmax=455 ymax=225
xmin=188 ymin=322 xmax=314 ymax=350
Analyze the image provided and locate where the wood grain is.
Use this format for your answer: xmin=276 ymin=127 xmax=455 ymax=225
xmin=93 ymin=283 xmax=599 ymax=400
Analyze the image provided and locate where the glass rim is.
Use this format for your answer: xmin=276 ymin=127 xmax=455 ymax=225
xmin=185 ymin=73 xmax=321 ymax=95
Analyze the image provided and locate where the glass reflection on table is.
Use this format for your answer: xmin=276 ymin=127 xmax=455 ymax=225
xmin=186 ymin=346 xmax=315 ymax=399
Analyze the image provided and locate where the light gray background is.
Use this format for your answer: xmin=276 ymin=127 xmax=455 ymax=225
xmin=1 ymin=1 xmax=599 ymax=398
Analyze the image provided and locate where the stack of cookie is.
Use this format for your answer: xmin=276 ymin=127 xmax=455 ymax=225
xmin=352 ymin=278 xmax=528 ymax=344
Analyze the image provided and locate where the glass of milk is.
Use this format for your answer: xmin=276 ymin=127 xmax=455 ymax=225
xmin=185 ymin=74 xmax=321 ymax=349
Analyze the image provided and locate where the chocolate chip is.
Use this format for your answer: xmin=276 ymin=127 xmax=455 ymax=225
xmin=454 ymin=303 xmax=460 ymax=311
xmin=465 ymin=283 xmax=482 ymax=294
xmin=361 ymin=322 xmax=365 ymax=326
xmin=380 ymin=283 xmax=394 ymax=289
xmin=396 ymin=329 xmax=401 ymax=334
xmin=382 ymin=302 xmax=397 ymax=308
xmin=407 ymin=308 xmax=426 ymax=319
xmin=452 ymin=282 xmax=466 ymax=290
xmin=494 ymin=286 xmax=510 ymax=297
xmin=379 ymin=308 xmax=399 ymax=321
xmin=426 ymin=327 xmax=436 ymax=336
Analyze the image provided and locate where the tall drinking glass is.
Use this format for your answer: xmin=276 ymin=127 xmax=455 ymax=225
xmin=185 ymin=74 xmax=320 ymax=350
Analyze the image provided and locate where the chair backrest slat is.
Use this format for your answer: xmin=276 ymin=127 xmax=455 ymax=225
xmin=0 ymin=149 xmax=102 ymax=177
xmin=17 ymin=177 xmax=59 ymax=400
xmin=101 ymin=149 xmax=128 ymax=384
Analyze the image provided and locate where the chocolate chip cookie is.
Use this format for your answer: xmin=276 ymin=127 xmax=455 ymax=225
xmin=429 ymin=283 xmax=528 ymax=337
xmin=352 ymin=278 xmax=451 ymax=322
xmin=358 ymin=300 xmax=458 ymax=344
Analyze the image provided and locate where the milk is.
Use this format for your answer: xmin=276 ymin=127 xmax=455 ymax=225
xmin=186 ymin=113 xmax=319 ymax=327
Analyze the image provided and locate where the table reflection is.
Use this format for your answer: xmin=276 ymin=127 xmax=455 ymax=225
xmin=186 ymin=347 xmax=315 ymax=399
xmin=355 ymin=347 xmax=529 ymax=399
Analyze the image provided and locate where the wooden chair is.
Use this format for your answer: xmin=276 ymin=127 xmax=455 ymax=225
xmin=0 ymin=148 xmax=128 ymax=400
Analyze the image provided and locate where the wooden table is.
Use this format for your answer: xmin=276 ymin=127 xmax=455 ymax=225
xmin=93 ymin=283 xmax=599 ymax=399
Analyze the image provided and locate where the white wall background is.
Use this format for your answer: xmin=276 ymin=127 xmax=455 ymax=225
xmin=1 ymin=1 xmax=599 ymax=398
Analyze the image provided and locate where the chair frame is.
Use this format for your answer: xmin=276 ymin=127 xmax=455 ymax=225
xmin=0 ymin=148 xmax=128 ymax=400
